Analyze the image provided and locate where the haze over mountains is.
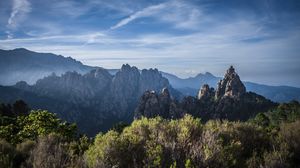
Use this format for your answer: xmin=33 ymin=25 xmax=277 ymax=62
xmin=1 ymin=63 xmax=182 ymax=135
xmin=0 ymin=48 xmax=94 ymax=85
xmin=0 ymin=48 xmax=299 ymax=135
xmin=1 ymin=48 xmax=299 ymax=103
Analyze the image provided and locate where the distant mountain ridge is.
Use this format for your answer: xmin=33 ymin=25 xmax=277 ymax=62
xmin=0 ymin=48 xmax=299 ymax=102
xmin=0 ymin=48 xmax=95 ymax=85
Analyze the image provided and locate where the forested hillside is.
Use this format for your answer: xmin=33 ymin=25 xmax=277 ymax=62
xmin=1 ymin=100 xmax=300 ymax=167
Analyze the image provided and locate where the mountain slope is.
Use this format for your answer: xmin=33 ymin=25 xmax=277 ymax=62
xmin=0 ymin=48 xmax=95 ymax=85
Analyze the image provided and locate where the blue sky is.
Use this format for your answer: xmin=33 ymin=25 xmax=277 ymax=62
xmin=0 ymin=0 xmax=300 ymax=87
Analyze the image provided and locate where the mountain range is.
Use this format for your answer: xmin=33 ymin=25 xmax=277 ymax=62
xmin=1 ymin=48 xmax=299 ymax=103
xmin=0 ymin=61 xmax=180 ymax=135
xmin=0 ymin=48 xmax=299 ymax=135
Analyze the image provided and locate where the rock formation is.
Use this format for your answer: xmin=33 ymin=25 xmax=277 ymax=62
xmin=135 ymin=66 xmax=276 ymax=121
xmin=13 ymin=64 xmax=181 ymax=135
xmin=197 ymin=66 xmax=246 ymax=101
xmin=197 ymin=84 xmax=215 ymax=100
xmin=215 ymin=66 xmax=246 ymax=99
xmin=134 ymin=88 xmax=181 ymax=119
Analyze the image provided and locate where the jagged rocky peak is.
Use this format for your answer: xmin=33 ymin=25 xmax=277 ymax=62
xmin=215 ymin=66 xmax=246 ymax=99
xmin=112 ymin=64 xmax=140 ymax=93
xmin=120 ymin=64 xmax=139 ymax=73
xmin=113 ymin=64 xmax=140 ymax=86
xmin=197 ymin=84 xmax=214 ymax=100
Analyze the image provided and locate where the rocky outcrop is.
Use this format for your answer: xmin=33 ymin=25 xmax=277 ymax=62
xmin=196 ymin=66 xmax=246 ymax=101
xmin=136 ymin=66 xmax=276 ymax=121
xmin=134 ymin=90 xmax=160 ymax=119
xmin=215 ymin=66 xmax=246 ymax=99
xmin=197 ymin=84 xmax=215 ymax=100
xmin=134 ymin=88 xmax=181 ymax=119
xmin=159 ymin=88 xmax=171 ymax=117
xmin=197 ymin=66 xmax=275 ymax=120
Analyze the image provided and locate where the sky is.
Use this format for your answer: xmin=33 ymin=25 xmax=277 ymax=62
xmin=0 ymin=0 xmax=300 ymax=87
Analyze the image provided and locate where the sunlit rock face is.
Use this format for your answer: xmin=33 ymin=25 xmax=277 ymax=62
xmin=197 ymin=66 xmax=245 ymax=101
xmin=215 ymin=66 xmax=246 ymax=99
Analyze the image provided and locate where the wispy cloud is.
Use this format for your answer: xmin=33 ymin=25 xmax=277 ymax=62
xmin=110 ymin=0 xmax=202 ymax=30
xmin=6 ymin=0 xmax=31 ymax=39
xmin=110 ymin=3 xmax=167 ymax=30
xmin=0 ymin=24 xmax=299 ymax=86
xmin=0 ymin=0 xmax=299 ymax=86
xmin=159 ymin=0 xmax=202 ymax=30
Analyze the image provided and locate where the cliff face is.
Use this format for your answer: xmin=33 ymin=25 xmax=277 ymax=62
xmin=134 ymin=88 xmax=181 ymax=119
xmin=13 ymin=64 xmax=180 ymax=135
xmin=110 ymin=65 xmax=174 ymax=117
xmin=135 ymin=66 xmax=276 ymax=121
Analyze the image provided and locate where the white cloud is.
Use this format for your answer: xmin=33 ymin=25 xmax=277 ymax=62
xmin=159 ymin=0 xmax=203 ymax=30
xmin=110 ymin=3 xmax=167 ymax=30
xmin=110 ymin=0 xmax=202 ymax=30
xmin=1 ymin=8 xmax=299 ymax=86
xmin=0 ymin=28 xmax=298 ymax=86
xmin=6 ymin=0 xmax=31 ymax=38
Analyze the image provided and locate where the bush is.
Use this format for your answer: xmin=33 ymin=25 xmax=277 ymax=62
xmin=27 ymin=134 xmax=72 ymax=168
xmin=0 ymin=139 xmax=16 ymax=168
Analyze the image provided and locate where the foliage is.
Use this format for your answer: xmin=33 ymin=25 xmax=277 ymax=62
xmin=0 ymin=107 xmax=77 ymax=144
xmin=27 ymin=134 xmax=72 ymax=168
xmin=111 ymin=121 xmax=130 ymax=133
xmin=86 ymin=116 xmax=271 ymax=168
xmin=0 ymin=139 xmax=16 ymax=168
xmin=17 ymin=110 xmax=77 ymax=142
xmin=86 ymin=101 xmax=300 ymax=168
xmin=1 ymin=100 xmax=300 ymax=167
xmin=250 ymin=100 xmax=300 ymax=130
